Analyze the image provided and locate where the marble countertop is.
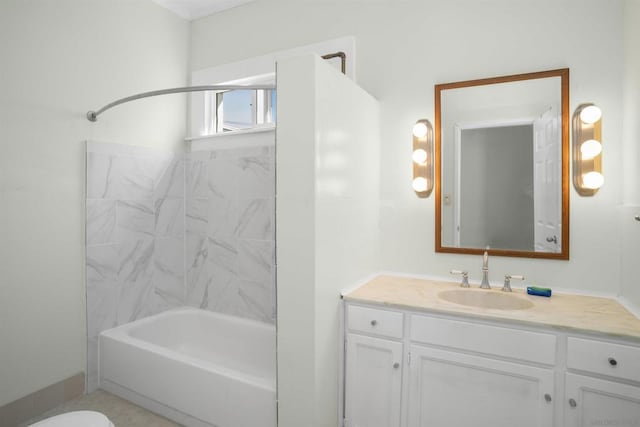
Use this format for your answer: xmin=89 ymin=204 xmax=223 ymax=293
xmin=343 ymin=275 xmax=640 ymax=342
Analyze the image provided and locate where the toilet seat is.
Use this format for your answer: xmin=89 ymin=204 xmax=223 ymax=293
xmin=29 ymin=410 xmax=114 ymax=427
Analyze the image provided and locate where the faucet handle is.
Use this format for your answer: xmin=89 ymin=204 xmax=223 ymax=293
xmin=450 ymin=270 xmax=470 ymax=288
xmin=502 ymin=274 xmax=525 ymax=292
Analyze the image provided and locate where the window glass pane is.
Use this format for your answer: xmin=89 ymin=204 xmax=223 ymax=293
xmin=221 ymin=90 xmax=254 ymax=131
xmin=270 ymin=90 xmax=277 ymax=123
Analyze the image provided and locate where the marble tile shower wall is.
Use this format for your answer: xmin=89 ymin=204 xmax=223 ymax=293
xmin=185 ymin=144 xmax=276 ymax=324
xmin=85 ymin=142 xmax=185 ymax=392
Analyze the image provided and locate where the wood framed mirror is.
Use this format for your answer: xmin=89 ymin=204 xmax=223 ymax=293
xmin=435 ymin=69 xmax=569 ymax=259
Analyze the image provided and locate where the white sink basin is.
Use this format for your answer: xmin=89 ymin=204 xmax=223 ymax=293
xmin=438 ymin=289 xmax=534 ymax=310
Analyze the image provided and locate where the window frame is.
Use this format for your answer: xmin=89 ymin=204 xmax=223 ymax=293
xmin=208 ymin=89 xmax=275 ymax=135
xmin=188 ymin=37 xmax=355 ymax=139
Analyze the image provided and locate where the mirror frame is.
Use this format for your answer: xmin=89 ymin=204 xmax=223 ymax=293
xmin=434 ymin=68 xmax=570 ymax=260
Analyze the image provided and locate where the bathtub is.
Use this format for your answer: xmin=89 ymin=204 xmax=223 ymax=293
xmin=99 ymin=307 xmax=276 ymax=427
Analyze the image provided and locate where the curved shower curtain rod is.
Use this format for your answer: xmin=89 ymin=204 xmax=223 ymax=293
xmin=86 ymin=84 xmax=276 ymax=122
xmin=86 ymin=51 xmax=346 ymax=122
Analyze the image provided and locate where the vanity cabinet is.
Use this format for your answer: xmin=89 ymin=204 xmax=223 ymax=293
xmin=344 ymin=305 xmax=404 ymax=427
xmin=407 ymin=345 xmax=554 ymax=427
xmin=564 ymin=337 xmax=640 ymax=426
xmin=344 ymin=335 xmax=403 ymax=427
xmin=564 ymin=373 xmax=640 ymax=427
xmin=407 ymin=313 xmax=555 ymax=427
xmin=343 ymin=302 xmax=640 ymax=427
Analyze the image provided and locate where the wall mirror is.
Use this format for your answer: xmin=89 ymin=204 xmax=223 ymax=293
xmin=435 ymin=69 xmax=569 ymax=259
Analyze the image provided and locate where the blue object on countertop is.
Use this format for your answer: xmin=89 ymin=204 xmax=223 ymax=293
xmin=527 ymin=286 xmax=552 ymax=297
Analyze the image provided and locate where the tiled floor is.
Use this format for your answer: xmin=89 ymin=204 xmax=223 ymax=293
xmin=20 ymin=390 xmax=181 ymax=427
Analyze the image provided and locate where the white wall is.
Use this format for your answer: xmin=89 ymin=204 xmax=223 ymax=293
xmin=0 ymin=0 xmax=189 ymax=406
xmin=622 ymin=0 xmax=640 ymax=206
xmin=276 ymin=55 xmax=380 ymax=427
xmin=191 ymin=0 xmax=627 ymax=297
xmin=275 ymin=56 xmax=318 ymax=426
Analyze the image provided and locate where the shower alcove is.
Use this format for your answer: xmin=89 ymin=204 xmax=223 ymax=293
xmin=85 ymin=50 xmax=381 ymax=427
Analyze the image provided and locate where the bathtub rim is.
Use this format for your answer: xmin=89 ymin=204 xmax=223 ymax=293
xmin=106 ymin=306 xmax=275 ymax=335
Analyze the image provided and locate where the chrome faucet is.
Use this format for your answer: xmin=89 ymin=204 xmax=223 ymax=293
xmin=480 ymin=250 xmax=490 ymax=289
xmin=450 ymin=270 xmax=470 ymax=288
xmin=502 ymin=274 xmax=525 ymax=292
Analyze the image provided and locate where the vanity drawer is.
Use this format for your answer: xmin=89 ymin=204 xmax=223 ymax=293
xmin=410 ymin=314 xmax=557 ymax=365
xmin=567 ymin=337 xmax=640 ymax=382
xmin=347 ymin=305 xmax=404 ymax=339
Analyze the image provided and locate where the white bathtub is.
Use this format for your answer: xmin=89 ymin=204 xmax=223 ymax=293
xmin=99 ymin=307 xmax=276 ymax=427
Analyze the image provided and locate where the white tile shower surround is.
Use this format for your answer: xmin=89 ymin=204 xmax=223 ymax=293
xmin=86 ymin=142 xmax=186 ymax=392
xmin=185 ymin=144 xmax=276 ymax=324
xmin=85 ymin=136 xmax=276 ymax=392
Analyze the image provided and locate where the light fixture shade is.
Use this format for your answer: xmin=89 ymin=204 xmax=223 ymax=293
xmin=582 ymin=171 xmax=604 ymax=189
xmin=412 ymin=122 xmax=429 ymax=138
xmin=572 ymin=103 xmax=603 ymax=196
xmin=412 ymin=148 xmax=428 ymax=164
xmin=412 ymin=119 xmax=433 ymax=197
xmin=580 ymin=139 xmax=602 ymax=159
xmin=412 ymin=177 xmax=429 ymax=192
xmin=579 ymin=105 xmax=602 ymax=124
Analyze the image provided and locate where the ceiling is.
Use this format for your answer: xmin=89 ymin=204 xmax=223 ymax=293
xmin=151 ymin=0 xmax=255 ymax=20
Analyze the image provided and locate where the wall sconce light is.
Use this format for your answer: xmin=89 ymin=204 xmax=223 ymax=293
xmin=572 ymin=103 xmax=603 ymax=196
xmin=412 ymin=119 xmax=434 ymax=197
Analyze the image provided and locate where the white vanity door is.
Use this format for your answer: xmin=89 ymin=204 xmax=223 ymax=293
xmin=345 ymin=334 xmax=403 ymax=427
xmin=564 ymin=373 xmax=640 ymax=427
xmin=407 ymin=345 xmax=554 ymax=427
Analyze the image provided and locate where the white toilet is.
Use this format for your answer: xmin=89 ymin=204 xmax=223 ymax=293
xmin=29 ymin=411 xmax=114 ymax=427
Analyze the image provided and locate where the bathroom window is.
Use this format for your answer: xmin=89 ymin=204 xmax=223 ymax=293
xmin=209 ymin=89 xmax=276 ymax=133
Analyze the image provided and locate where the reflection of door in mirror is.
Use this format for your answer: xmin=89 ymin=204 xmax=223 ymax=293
xmin=533 ymin=107 xmax=561 ymax=252
xmin=435 ymin=68 xmax=569 ymax=260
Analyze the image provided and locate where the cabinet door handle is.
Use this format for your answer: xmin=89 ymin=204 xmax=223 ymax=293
xmin=608 ymin=357 xmax=618 ymax=366
xmin=544 ymin=394 xmax=552 ymax=403
xmin=569 ymin=398 xmax=577 ymax=408
xmin=393 ymin=362 xmax=400 ymax=369
xmin=370 ymin=320 xmax=377 ymax=326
